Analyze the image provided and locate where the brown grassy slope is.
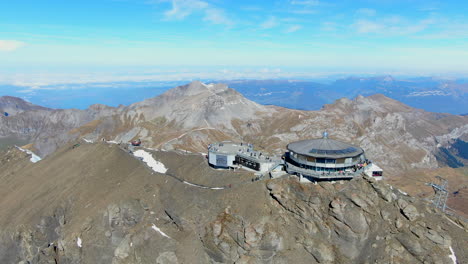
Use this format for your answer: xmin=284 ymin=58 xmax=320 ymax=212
xmin=0 ymin=142 xmax=260 ymax=232
xmin=0 ymin=142 xmax=153 ymax=231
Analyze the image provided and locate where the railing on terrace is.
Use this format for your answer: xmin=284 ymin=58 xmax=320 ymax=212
xmin=286 ymin=162 xmax=363 ymax=179
xmin=237 ymin=152 xmax=274 ymax=163
xmin=289 ymin=155 xmax=361 ymax=169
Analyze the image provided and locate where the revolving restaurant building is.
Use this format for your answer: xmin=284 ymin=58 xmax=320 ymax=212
xmin=285 ymin=132 xmax=368 ymax=180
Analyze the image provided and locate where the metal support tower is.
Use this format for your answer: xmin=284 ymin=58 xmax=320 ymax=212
xmin=425 ymin=176 xmax=449 ymax=212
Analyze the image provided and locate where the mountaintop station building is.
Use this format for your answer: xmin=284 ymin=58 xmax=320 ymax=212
xmin=207 ymin=132 xmax=383 ymax=181
xmin=207 ymin=142 xmax=280 ymax=172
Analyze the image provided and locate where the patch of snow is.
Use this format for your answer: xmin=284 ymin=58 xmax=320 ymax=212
xmin=16 ymin=146 xmax=42 ymax=163
xmin=77 ymin=237 xmax=82 ymax=248
xmin=183 ymin=181 xmax=202 ymax=188
xmin=82 ymin=138 xmax=93 ymax=143
xmin=151 ymin=224 xmax=171 ymax=239
xmin=107 ymin=140 xmax=119 ymax=144
xmin=398 ymin=189 xmax=408 ymax=196
xmin=133 ymin=150 xmax=167 ymax=173
xmin=449 ymin=246 xmax=457 ymax=264
xmin=182 ymin=180 xmax=224 ymax=190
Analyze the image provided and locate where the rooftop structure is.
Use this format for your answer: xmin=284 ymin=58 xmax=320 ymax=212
xmin=207 ymin=132 xmax=383 ymax=182
xmin=287 ymin=133 xmax=364 ymax=159
xmin=208 ymin=141 xmax=279 ymax=172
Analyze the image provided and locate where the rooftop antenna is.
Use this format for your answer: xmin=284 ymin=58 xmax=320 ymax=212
xmin=425 ymin=176 xmax=449 ymax=212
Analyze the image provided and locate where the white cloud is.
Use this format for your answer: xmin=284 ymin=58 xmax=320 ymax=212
xmin=416 ymin=22 xmax=468 ymax=39
xmin=260 ymin=16 xmax=278 ymax=29
xmin=0 ymin=40 xmax=26 ymax=52
xmin=291 ymin=0 xmax=320 ymax=6
xmin=289 ymin=0 xmax=319 ymax=15
xmin=353 ymin=19 xmax=383 ymax=33
xmin=321 ymin=22 xmax=338 ymax=31
xmin=163 ymin=0 xmax=208 ymax=20
xmin=285 ymin=25 xmax=302 ymax=33
xmin=352 ymin=17 xmax=435 ymax=35
xmin=203 ymin=8 xmax=233 ymax=26
xmin=162 ymin=0 xmax=232 ymax=26
xmin=289 ymin=9 xmax=317 ymax=14
xmin=356 ymin=8 xmax=376 ymax=16
xmin=241 ymin=6 xmax=262 ymax=11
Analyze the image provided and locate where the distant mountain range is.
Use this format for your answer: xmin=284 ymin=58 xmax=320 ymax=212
xmin=1 ymin=75 xmax=467 ymax=114
xmin=225 ymin=76 xmax=468 ymax=115
xmin=0 ymin=96 xmax=49 ymax=116
xmin=1 ymin=81 xmax=467 ymax=175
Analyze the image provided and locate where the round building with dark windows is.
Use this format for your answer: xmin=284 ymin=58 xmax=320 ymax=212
xmin=285 ymin=132 xmax=379 ymax=180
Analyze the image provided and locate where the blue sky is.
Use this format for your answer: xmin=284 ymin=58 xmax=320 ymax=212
xmin=1 ymin=0 xmax=468 ymax=84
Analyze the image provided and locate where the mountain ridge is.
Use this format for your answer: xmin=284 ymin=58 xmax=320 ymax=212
xmin=0 ymin=96 xmax=50 ymax=116
xmin=0 ymin=81 xmax=467 ymax=175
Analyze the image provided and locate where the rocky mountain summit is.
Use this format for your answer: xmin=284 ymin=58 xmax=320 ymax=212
xmin=126 ymin=81 xmax=269 ymax=129
xmin=0 ymin=96 xmax=119 ymax=155
xmin=0 ymin=142 xmax=466 ymax=263
xmin=1 ymin=81 xmax=467 ymax=173
xmin=0 ymin=96 xmax=49 ymax=116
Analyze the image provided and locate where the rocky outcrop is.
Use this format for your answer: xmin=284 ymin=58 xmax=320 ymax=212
xmin=253 ymin=176 xmax=466 ymax=263
xmin=203 ymin=211 xmax=284 ymax=263
xmin=0 ymin=105 xmax=120 ymax=156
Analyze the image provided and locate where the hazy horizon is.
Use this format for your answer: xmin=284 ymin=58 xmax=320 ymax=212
xmin=1 ymin=0 xmax=467 ymax=114
xmin=1 ymin=0 xmax=468 ymax=85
